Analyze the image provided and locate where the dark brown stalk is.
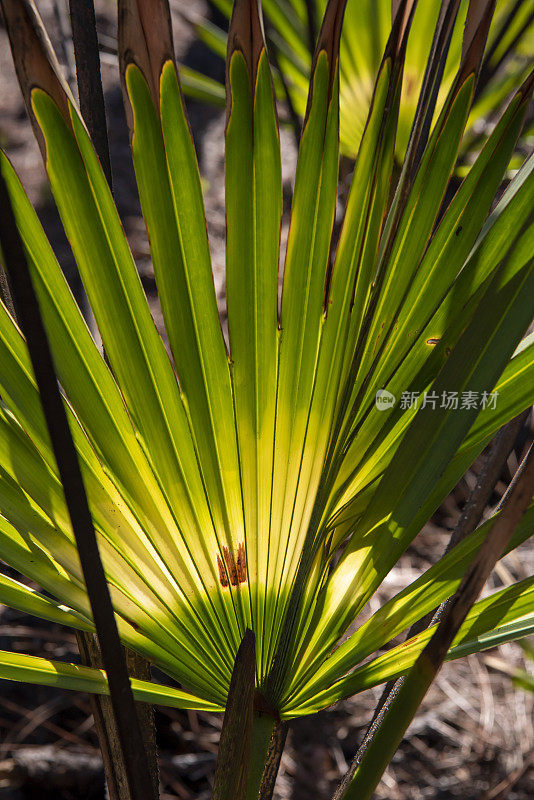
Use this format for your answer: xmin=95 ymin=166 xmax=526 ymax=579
xmin=401 ymin=0 xmax=462 ymax=184
xmin=0 ymin=159 xmax=156 ymax=800
xmin=212 ymin=630 xmax=256 ymax=800
xmin=76 ymin=633 xmax=160 ymax=800
xmin=68 ymin=0 xmax=112 ymax=186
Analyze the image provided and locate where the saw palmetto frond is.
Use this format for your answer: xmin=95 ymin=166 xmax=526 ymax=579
xmin=0 ymin=0 xmax=533 ymax=751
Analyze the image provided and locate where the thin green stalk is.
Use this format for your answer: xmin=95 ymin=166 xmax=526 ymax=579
xmin=246 ymin=713 xmax=277 ymax=800
xmin=258 ymin=720 xmax=288 ymax=800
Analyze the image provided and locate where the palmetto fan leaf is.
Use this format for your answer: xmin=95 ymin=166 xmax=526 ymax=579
xmin=0 ymin=0 xmax=533 ymax=726
xmin=192 ymin=0 xmax=534 ymax=161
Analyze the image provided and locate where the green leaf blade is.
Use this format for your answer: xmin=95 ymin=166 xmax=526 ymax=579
xmin=225 ymin=40 xmax=282 ymax=680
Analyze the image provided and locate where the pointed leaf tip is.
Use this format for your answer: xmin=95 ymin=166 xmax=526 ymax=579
xmin=300 ymin=0 xmax=347 ymax=126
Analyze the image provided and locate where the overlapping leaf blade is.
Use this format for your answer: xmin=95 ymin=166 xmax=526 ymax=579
xmin=290 ymin=574 xmax=534 ymax=716
xmin=282 ymin=207 xmax=534 ymax=700
xmin=265 ymin=0 xmax=417 ymax=703
xmin=262 ymin=0 xmax=344 ymax=693
xmin=225 ymin=0 xmax=282 ymax=679
xmin=328 ymin=91 xmax=534 ymax=522
xmin=285 ymin=501 xmax=534 ymax=710
xmin=121 ymin=0 xmax=251 ymax=644
xmin=0 ymin=649 xmax=224 ymax=712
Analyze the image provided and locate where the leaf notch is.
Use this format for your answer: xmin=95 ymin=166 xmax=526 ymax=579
xmin=226 ymin=0 xmax=265 ymax=121
xmin=304 ymin=0 xmax=348 ymax=123
xmin=118 ymin=0 xmax=175 ymax=120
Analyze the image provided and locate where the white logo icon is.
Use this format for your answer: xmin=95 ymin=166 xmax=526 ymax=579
xmin=375 ymin=389 xmax=396 ymax=410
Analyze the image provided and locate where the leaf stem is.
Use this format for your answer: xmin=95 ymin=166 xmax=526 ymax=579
xmin=246 ymin=713 xmax=277 ymax=800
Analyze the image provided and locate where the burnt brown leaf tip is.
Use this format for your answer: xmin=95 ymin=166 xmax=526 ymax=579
xmin=314 ymin=0 xmax=348 ymax=80
xmin=1 ymin=0 xmax=72 ymax=151
xmin=118 ymin=0 xmax=175 ymax=109
xmin=301 ymin=0 xmax=347 ymax=125
xmin=226 ymin=0 xmax=265 ymax=90
xmin=458 ymin=0 xmax=496 ymax=84
xmin=388 ymin=0 xmax=417 ymax=60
